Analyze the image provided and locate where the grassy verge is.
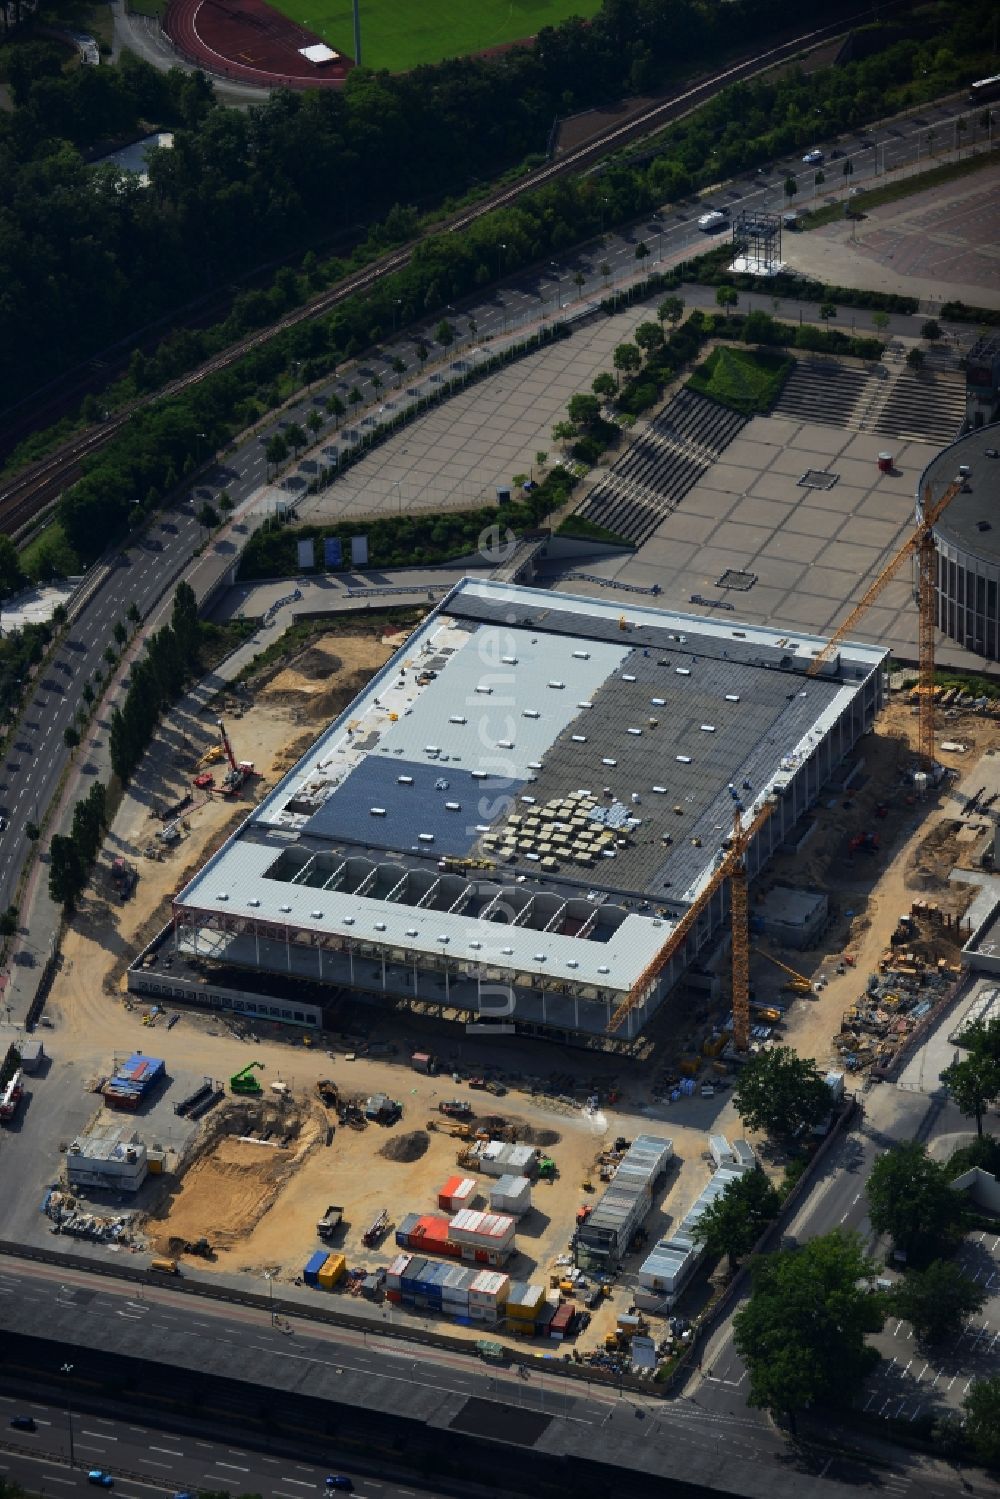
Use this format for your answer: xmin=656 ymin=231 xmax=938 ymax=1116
xmin=799 ymin=146 xmax=1000 ymax=229
xmin=19 ymin=519 xmax=82 ymax=582
xmin=687 ymin=346 xmax=793 ymax=416
xmin=556 ymin=515 xmax=635 ymax=548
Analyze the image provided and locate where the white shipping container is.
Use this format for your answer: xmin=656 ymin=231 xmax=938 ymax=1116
xmin=468 ymin=1270 xmax=509 ymax=1303
xmin=489 ymin=1173 xmax=532 ymax=1217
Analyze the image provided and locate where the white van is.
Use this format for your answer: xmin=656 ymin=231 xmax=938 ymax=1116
xmin=697 ymin=210 xmax=727 ymax=232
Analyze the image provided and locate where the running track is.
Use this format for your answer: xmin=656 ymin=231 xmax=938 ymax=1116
xmin=165 ymin=0 xmax=351 ymax=89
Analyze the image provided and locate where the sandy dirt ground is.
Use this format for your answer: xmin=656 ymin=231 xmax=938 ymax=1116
xmin=37 ymin=608 xmax=1000 ymax=1351
xmin=757 ymin=698 xmax=1000 ymax=1068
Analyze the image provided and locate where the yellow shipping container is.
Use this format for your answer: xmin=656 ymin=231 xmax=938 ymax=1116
xmin=318 ymin=1253 xmax=346 ymax=1289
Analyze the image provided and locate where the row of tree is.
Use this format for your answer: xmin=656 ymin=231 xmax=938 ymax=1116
xmin=109 ymin=584 xmax=200 ymax=785
xmin=4 ymin=0 xmax=995 ymax=431
xmin=48 ymin=781 xmax=107 ymax=910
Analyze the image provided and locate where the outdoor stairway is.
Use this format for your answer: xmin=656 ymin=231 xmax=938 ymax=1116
xmin=576 ymin=389 xmax=747 ymax=545
xmin=771 ymin=359 xmax=877 ymax=430
xmin=872 ymin=369 xmax=966 ymax=446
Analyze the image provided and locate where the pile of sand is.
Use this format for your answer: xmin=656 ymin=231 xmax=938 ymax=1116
xmin=378 ymin=1130 xmax=429 ymax=1163
xmin=470 ymin=1114 xmax=559 ymax=1147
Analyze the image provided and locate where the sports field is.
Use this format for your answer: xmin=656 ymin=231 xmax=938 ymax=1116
xmin=271 ymin=0 xmax=602 ymax=71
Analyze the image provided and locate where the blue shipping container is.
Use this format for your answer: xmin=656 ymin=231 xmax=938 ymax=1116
xmin=304 ymin=1250 xmax=328 ymax=1286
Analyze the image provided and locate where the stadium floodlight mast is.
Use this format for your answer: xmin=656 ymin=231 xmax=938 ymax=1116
xmin=353 ymin=0 xmax=362 ymax=66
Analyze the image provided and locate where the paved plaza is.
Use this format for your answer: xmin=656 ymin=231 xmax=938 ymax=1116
xmin=784 ymin=161 xmax=1000 ymax=311
xmin=297 ymin=301 xmax=663 ymax=525
xmin=550 ymin=414 xmax=931 ymax=661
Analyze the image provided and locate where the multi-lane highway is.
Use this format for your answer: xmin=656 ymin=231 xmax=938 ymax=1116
xmin=0 ymin=1390 xmax=448 ymax=1499
xmin=0 ymin=92 xmax=983 ymax=1002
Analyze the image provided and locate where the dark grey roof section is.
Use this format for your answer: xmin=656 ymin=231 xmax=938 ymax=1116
xmin=444 ymin=593 xmax=852 ymax=679
xmin=521 ymin=646 xmax=841 ymax=898
xmin=923 ymin=423 xmax=1000 ymax=561
xmin=303 ymin=758 xmax=523 ymax=856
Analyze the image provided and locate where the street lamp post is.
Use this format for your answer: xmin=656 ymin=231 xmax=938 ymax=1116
xmin=61 ymin=1362 xmax=75 ymax=1467
xmin=497 ymin=241 xmax=507 ymax=281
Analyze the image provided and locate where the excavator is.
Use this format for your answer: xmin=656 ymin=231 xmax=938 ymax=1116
xmin=218 ymin=719 xmax=255 ymax=797
xmin=230 ymin=1061 xmax=265 ymax=1095
xmin=751 ymin=946 xmax=813 ymax=996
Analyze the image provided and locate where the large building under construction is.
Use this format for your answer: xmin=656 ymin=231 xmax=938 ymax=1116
xmin=134 ymin=579 xmax=887 ymax=1042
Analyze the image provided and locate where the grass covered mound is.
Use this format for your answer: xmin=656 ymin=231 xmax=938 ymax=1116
xmin=687 ymin=346 xmax=793 ymax=416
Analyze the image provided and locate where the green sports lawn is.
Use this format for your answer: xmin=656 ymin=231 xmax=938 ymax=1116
xmin=271 ymin=0 xmax=602 ymax=72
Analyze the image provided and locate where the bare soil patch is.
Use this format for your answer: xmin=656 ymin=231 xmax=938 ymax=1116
xmin=378 ymin=1130 xmax=430 ymax=1163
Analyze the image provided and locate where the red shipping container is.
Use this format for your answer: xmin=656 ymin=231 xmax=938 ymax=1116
xmin=386 ymin=1289 xmax=402 ymax=1303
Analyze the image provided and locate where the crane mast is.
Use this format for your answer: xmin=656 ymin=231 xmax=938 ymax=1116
xmin=607 ymin=475 xmax=965 ymax=1048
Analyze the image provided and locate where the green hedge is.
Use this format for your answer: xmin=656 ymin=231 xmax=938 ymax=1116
xmin=687 ymin=346 xmax=793 ymax=415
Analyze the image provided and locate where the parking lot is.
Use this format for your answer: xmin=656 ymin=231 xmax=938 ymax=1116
xmin=861 ymin=1229 xmax=1000 ymax=1423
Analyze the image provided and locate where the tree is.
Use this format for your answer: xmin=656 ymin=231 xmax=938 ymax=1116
xmin=567 ymin=393 xmax=601 ymax=429
xmin=612 ymin=343 xmax=642 ymax=378
xmin=961 ymin=1012 xmax=1000 ymax=1064
xmin=635 ymin=240 xmax=649 ymax=262
xmin=783 ymin=176 xmax=797 ymax=201
xmin=348 ymin=385 xmax=362 ymax=410
xmin=551 ymin=420 xmax=577 ymax=444
xmin=905 ymin=346 xmax=925 ymax=371
xmin=658 ymin=295 xmax=685 ymax=327
xmin=82 ymin=683 xmax=95 ymax=705
xmin=715 ymin=285 xmax=738 ymax=318
xmin=0 ymin=907 xmax=16 ymax=936
xmin=113 ymin=620 xmax=127 ymax=647
xmin=0 ymin=535 xmax=25 ymax=599
xmin=63 ymin=726 xmax=80 ymax=749
xmin=48 ymin=834 xmax=85 ymax=910
xmin=127 ymin=602 xmax=141 ymax=626
xmin=592 ymin=371 xmax=617 ymax=399
xmin=265 ymin=433 xmax=288 ymax=470
xmin=25 ymin=822 xmax=39 ymax=842
xmin=197 ymin=502 xmax=219 ymax=531
xmin=872 ymin=311 xmax=890 ymax=335
xmin=814 ymin=170 xmax=825 ymax=187
xmin=867 ymin=1141 xmax=966 ymax=1265
xmin=634 ymin=321 xmax=665 ymax=355
xmin=285 ymin=423 xmax=307 ymax=455
xmin=842 ymin=158 xmax=854 ymax=179
xmin=371 ymin=372 xmax=383 ymax=397
xmin=940 ymin=1050 xmax=1000 ymax=1137
xmin=391 ymin=356 xmax=406 ymax=387
xmin=732 ymin=1046 xmax=831 ymax=1139
xmin=691 ymin=1169 xmax=781 ymax=1262
xmin=964 ymin=1377 xmax=1000 ymax=1467
xmin=306 ymin=410 xmax=323 ymax=435
xmin=416 ymin=342 xmax=429 ymax=371
xmin=921 ymin=319 xmax=941 ymax=341
xmin=534 ymin=451 xmax=548 ymax=472
xmin=819 ymin=301 xmax=837 ymax=323
xmin=435 ymin=319 xmax=454 ymax=346
xmin=218 ymin=492 xmax=233 ymax=514
xmin=325 ymin=393 xmax=346 ymax=425
xmin=734 ymin=1232 xmax=884 ymax=1425
xmin=600 ymin=261 xmax=612 ymax=286
xmin=889 ymin=1260 xmax=987 ymax=1344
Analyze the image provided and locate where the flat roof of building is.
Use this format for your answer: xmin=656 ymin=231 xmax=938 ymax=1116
xmin=923 ymin=422 xmax=1000 ymax=562
xmin=175 ymin=579 xmax=886 ymax=995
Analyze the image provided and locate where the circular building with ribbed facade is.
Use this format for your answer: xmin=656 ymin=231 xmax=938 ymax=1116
xmin=920 ymin=423 xmax=1000 ymax=658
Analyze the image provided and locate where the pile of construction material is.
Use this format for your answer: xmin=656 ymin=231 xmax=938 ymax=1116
xmin=834 ymin=907 xmax=961 ymax=1074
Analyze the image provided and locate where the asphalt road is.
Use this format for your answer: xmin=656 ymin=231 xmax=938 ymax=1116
xmin=0 ymin=1389 xmax=449 ymax=1499
xmin=0 ymin=94 xmax=981 ymax=990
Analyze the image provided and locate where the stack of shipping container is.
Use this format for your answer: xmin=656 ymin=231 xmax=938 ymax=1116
xmin=489 ymin=1173 xmax=532 ymax=1217
xmin=505 ymin=1280 xmax=547 ymax=1332
xmin=438 ymin=1176 xmax=477 ymax=1213
xmin=103 ymin=1054 xmax=165 ymax=1110
xmin=395 ymin=1207 xmax=517 ymax=1265
xmin=303 ymin=1250 xmax=347 ymax=1289
xmin=385 ymin=1254 xmax=510 ymax=1323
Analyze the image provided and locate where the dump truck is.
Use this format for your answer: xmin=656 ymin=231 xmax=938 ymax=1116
xmin=317 ymin=1204 xmax=345 ymax=1239
xmin=439 ymin=1099 xmax=472 ymax=1118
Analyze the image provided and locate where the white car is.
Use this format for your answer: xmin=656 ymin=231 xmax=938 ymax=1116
xmin=802 ymin=149 xmax=825 ymax=165
xmin=697 ymin=210 xmax=728 ymax=232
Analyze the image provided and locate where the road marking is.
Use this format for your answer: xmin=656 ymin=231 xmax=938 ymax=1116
xmin=215 ymin=1463 xmax=249 ymax=1472
xmin=144 ymin=1460 xmax=173 ymax=1470
xmin=42 ymin=1477 xmax=76 ymax=1487
xmin=83 ymin=1432 xmax=116 ymax=1441
xmin=76 ymin=1445 xmax=107 ymax=1454
xmin=149 ymin=1447 xmax=182 ymax=1456
xmin=278 ymin=1480 xmax=314 ymax=1488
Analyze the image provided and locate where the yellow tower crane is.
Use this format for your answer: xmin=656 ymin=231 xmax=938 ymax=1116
xmin=608 ymin=476 xmax=965 ymax=1050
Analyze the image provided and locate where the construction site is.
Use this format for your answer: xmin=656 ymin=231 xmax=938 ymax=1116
xmin=11 ymin=322 xmax=1000 ymax=1369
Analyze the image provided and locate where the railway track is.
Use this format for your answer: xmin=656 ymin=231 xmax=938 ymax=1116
xmin=0 ymin=7 xmax=881 ymax=536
